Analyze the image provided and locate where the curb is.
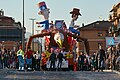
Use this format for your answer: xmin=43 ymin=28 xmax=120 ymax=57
xmin=113 ymin=70 xmax=120 ymax=74
xmin=103 ymin=70 xmax=112 ymax=72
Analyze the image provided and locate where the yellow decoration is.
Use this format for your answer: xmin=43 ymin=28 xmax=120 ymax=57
xmin=65 ymin=53 xmax=73 ymax=58
xmin=45 ymin=50 xmax=51 ymax=58
xmin=57 ymin=39 xmax=63 ymax=48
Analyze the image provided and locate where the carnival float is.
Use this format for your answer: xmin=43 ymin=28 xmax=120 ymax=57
xmin=26 ymin=1 xmax=89 ymax=70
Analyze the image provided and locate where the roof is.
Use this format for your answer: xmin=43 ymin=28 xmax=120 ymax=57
xmin=0 ymin=26 xmax=19 ymax=29
xmin=110 ymin=2 xmax=120 ymax=12
xmin=79 ymin=20 xmax=113 ymax=31
xmin=115 ymin=2 xmax=120 ymax=7
xmin=0 ymin=15 xmax=12 ymax=19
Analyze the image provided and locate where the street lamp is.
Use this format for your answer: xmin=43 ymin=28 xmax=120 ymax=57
xmin=29 ymin=18 xmax=36 ymax=51
xmin=40 ymin=38 xmax=42 ymax=54
xmin=22 ymin=0 xmax=25 ymax=51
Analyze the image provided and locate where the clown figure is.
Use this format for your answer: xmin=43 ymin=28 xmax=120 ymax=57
xmin=69 ymin=8 xmax=81 ymax=36
xmin=36 ymin=2 xmax=50 ymax=31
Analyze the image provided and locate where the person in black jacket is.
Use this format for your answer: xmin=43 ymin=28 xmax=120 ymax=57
xmin=97 ymin=46 xmax=106 ymax=72
xmin=57 ymin=49 xmax=64 ymax=71
xmin=49 ymin=50 xmax=56 ymax=71
xmin=78 ymin=52 xmax=85 ymax=71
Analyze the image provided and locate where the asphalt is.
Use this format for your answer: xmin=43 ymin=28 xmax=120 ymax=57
xmin=0 ymin=69 xmax=120 ymax=80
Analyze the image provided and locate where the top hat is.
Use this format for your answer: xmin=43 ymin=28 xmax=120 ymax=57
xmin=70 ymin=8 xmax=81 ymax=16
xmin=38 ymin=1 xmax=48 ymax=11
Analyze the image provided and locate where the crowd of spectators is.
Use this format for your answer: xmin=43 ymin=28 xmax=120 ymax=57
xmin=0 ymin=45 xmax=120 ymax=72
xmin=77 ymin=45 xmax=120 ymax=72
xmin=0 ymin=47 xmax=17 ymax=69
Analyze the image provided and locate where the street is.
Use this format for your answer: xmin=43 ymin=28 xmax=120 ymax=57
xmin=0 ymin=69 xmax=120 ymax=80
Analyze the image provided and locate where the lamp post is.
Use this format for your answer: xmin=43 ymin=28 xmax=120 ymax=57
xmin=22 ymin=0 xmax=24 ymax=50
xmin=40 ymin=38 xmax=42 ymax=54
xmin=29 ymin=18 xmax=36 ymax=51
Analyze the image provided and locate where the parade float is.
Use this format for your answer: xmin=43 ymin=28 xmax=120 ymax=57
xmin=26 ymin=1 xmax=89 ymax=70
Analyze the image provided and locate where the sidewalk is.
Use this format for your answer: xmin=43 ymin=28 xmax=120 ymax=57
xmin=103 ymin=70 xmax=120 ymax=74
xmin=113 ymin=70 xmax=120 ymax=74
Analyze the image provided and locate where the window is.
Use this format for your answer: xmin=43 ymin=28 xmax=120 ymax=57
xmin=98 ymin=32 xmax=103 ymax=37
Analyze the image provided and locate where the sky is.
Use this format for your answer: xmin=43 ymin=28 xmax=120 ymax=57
xmin=0 ymin=0 xmax=120 ymax=34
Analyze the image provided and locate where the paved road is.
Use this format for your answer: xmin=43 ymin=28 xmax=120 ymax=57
xmin=0 ymin=69 xmax=120 ymax=80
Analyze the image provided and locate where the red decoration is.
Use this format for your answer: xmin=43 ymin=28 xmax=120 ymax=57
xmin=45 ymin=36 xmax=50 ymax=45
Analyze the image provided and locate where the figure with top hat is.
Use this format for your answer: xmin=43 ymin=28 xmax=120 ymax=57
xmin=36 ymin=1 xmax=50 ymax=32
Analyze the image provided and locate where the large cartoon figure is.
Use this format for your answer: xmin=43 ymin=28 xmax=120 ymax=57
xmin=36 ymin=2 xmax=50 ymax=31
xmin=69 ymin=8 xmax=81 ymax=36
xmin=26 ymin=2 xmax=90 ymax=71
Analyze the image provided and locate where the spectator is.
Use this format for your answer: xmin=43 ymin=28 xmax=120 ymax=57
xmin=41 ymin=52 xmax=47 ymax=71
xmin=32 ymin=52 xmax=37 ymax=71
xmin=49 ymin=48 xmax=56 ymax=71
xmin=25 ymin=47 xmax=33 ymax=71
xmin=9 ymin=51 xmax=16 ymax=68
xmin=34 ymin=51 xmax=41 ymax=71
xmin=78 ymin=52 xmax=85 ymax=71
xmin=2 ymin=47 xmax=8 ymax=68
xmin=91 ymin=53 xmax=96 ymax=71
xmin=57 ymin=49 xmax=64 ymax=71
xmin=96 ymin=46 xmax=106 ymax=72
xmin=17 ymin=46 xmax=24 ymax=71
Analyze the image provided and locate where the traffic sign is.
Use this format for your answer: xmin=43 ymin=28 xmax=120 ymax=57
xmin=106 ymin=37 xmax=115 ymax=46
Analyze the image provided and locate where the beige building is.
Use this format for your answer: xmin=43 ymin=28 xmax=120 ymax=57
xmin=109 ymin=2 xmax=120 ymax=36
xmin=0 ymin=9 xmax=26 ymax=51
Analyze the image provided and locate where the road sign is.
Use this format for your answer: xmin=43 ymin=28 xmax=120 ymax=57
xmin=106 ymin=37 xmax=115 ymax=46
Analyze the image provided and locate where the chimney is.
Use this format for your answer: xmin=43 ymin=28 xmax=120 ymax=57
xmin=0 ymin=9 xmax=4 ymax=16
xmin=82 ymin=23 xmax=84 ymax=27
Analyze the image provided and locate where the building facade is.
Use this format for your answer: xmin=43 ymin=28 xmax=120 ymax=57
xmin=109 ymin=2 xmax=120 ymax=37
xmin=78 ymin=21 xmax=112 ymax=54
xmin=0 ymin=9 xmax=25 ymax=51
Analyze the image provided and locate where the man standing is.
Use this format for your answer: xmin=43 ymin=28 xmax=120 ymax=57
xmin=97 ymin=46 xmax=106 ymax=72
xmin=49 ymin=48 xmax=56 ymax=71
xmin=57 ymin=49 xmax=64 ymax=71
xmin=34 ymin=51 xmax=41 ymax=71
xmin=17 ymin=46 xmax=24 ymax=71
xmin=25 ymin=47 xmax=33 ymax=71
xmin=78 ymin=52 xmax=85 ymax=71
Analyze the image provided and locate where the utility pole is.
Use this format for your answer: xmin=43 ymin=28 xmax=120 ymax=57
xmin=41 ymin=38 xmax=42 ymax=54
xmin=22 ymin=0 xmax=25 ymax=51
xmin=29 ymin=18 xmax=36 ymax=51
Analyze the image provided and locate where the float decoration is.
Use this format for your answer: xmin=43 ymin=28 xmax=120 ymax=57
xmin=26 ymin=2 xmax=89 ymax=55
xmin=36 ymin=1 xmax=50 ymax=30
xmin=69 ymin=8 xmax=81 ymax=36
xmin=54 ymin=32 xmax=64 ymax=48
